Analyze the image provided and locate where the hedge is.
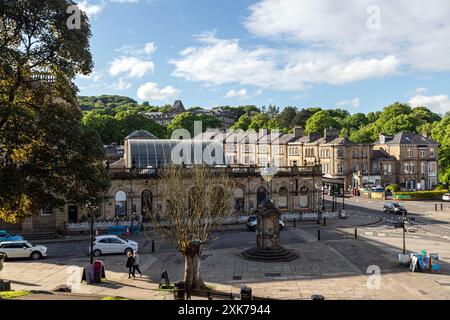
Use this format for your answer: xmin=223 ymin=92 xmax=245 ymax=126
xmin=394 ymin=190 xmax=448 ymax=200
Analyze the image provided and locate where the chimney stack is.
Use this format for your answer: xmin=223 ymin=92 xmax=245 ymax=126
xmin=293 ymin=126 xmax=304 ymax=138
xmin=324 ymin=127 xmax=339 ymax=142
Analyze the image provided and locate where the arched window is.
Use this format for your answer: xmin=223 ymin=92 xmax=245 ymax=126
xmin=234 ymin=188 xmax=245 ymax=211
xmin=141 ymin=190 xmax=153 ymax=216
xmin=257 ymin=187 xmax=267 ymax=207
xmin=299 ymin=186 xmax=309 ymax=209
xmin=279 ymin=187 xmax=288 ymax=209
xmin=115 ymin=191 xmax=127 ymax=217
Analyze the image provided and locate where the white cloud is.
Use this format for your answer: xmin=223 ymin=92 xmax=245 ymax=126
xmin=115 ymin=42 xmax=157 ymax=56
xmin=245 ymin=0 xmax=450 ymax=72
xmin=336 ymin=98 xmax=360 ymax=109
xmin=109 ymin=56 xmax=155 ymax=78
xmin=225 ymin=89 xmax=249 ymax=99
xmin=408 ymin=94 xmax=450 ymax=115
xmin=414 ymin=87 xmax=427 ymax=94
xmin=112 ymin=77 xmax=132 ymax=90
xmin=171 ymin=33 xmax=398 ymax=90
xmin=144 ymin=42 xmax=157 ymax=55
xmin=77 ymin=70 xmax=103 ymax=82
xmin=137 ymin=82 xmax=180 ymax=101
xmin=77 ymin=0 xmax=139 ymax=18
xmin=77 ymin=1 xmax=105 ymax=18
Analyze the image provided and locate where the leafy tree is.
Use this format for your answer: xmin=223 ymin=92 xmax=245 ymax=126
xmin=265 ymin=105 xmax=280 ymax=119
xmin=277 ymin=106 xmax=297 ymax=128
xmin=231 ymin=114 xmax=252 ymax=131
xmin=305 ymin=110 xmax=340 ymax=135
xmin=410 ymin=107 xmax=441 ymax=127
xmin=248 ymin=113 xmax=271 ymax=131
xmin=431 ymin=116 xmax=450 ymax=182
xmin=342 ymin=113 xmax=369 ymax=131
xmin=82 ymin=112 xmax=122 ymax=144
xmin=381 ymin=114 xmax=418 ymax=135
xmin=115 ymin=110 xmax=166 ymax=140
xmin=167 ymin=112 xmax=222 ymax=137
xmin=0 ymin=0 xmax=109 ymax=222
xmin=349 ymin=126 xmax=375 ymax=143
xmin=367 ymin=111 xmax=380 ymax=123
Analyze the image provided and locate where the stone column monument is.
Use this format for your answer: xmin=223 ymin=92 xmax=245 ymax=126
xmin=241 ymin=199 xmax=298 ymax=262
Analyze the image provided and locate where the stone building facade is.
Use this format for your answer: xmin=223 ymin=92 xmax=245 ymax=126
xmin=199 ymin=127 xmax=439 ymax=192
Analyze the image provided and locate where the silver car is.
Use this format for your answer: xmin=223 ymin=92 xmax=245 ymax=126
xmin=0 ymin=241 xmax=48 ymax=260
xmin=246 ymin=216 xmax=285 ymax=231
xmin=90 ymin=235 xmax=138 ymax=257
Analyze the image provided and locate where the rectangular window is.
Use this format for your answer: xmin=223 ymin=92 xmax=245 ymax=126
xmin=337 ymin=164 xmax=344 ymax=174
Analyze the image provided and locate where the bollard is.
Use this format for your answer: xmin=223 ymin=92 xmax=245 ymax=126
xmin=323 ymin=217 xmax=326 ymax=226
xmin=318 ymin=229 xmax=321 ymax=241
xmin=441 ymin=203 xmax=443 ymax=211
xmin=435 ymin=204 xmax=438 ymax=211
xmin=152 ymin=240 xmax=155 ymax=253
xmin=355 ymin=228 xmax=358 ymax=239
xmin=174 ymin=281 xmax=185 ymax=300
xmin=293 ymin=218 xmax=296 ymax=228
xmin=241 ymin=287 xmax=252 ymax=300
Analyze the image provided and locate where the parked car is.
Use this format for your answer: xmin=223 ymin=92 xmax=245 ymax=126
xmin=443 ymin=193 xmax=450 ymax=202
xmin=0 ymin=241 xmax=47 ymax=260
xmin=383 ymin=202 xmax=408 ymax=215
xmin=371 ymin=187 xmax=385 ymax=192
xmin=0 ymin=230 xmax=24 ymax=242
xmin=246 ymin=216 xmax=285 ymax=231
xmin=90 ymin=235 xmax=138 ymax=257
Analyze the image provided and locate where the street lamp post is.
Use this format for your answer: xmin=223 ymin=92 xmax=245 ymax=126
xmin=402 ymin=210 xmax=406 ymax=254
xmin=86 ymin=201 xmax=98 ymax=265
xmin=130 ymin=158 xmax=137 ymax=235
xmin=260 ymin=163 xmax=278 ymax=202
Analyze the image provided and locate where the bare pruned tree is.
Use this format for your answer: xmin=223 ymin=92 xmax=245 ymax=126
xmin=145 ymin=165 xmax=234 ymax=290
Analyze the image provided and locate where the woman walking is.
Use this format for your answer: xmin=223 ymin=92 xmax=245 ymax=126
xmin=126 ymin=251 xmax=135 ymax=279
xmin=133 ymin=251 xmax=143 ymax=277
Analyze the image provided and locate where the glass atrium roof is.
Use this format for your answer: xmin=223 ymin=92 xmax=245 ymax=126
xmin=127 ymin=139 xmax=226 ymax=168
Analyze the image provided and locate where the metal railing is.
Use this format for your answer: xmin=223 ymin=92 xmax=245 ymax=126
xmin=108 ymin=165 xmax=322 ymax=180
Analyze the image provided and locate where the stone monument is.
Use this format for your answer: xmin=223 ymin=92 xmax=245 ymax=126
xmin=241 ymin=164 xmax=298 ymax=262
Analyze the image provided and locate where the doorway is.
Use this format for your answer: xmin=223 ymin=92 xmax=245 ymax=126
xmin=68 ymin=206 xmax=78 ymax=223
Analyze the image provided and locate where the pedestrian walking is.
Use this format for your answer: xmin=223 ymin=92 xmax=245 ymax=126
xmin=126 ymin=251 xmax=135 ymax=278
xmin=133 ymin=251 xmax=143 ymax=277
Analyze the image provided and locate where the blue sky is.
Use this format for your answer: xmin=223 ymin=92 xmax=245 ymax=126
xmin=75 ymin=0 xmax=450 ymax=115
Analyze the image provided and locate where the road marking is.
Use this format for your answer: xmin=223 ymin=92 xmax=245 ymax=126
xmin=365 ymin=231 xmax=374 ymax=236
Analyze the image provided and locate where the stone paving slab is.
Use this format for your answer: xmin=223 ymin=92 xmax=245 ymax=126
xmin=3 ymin=227 xmax=450 ymax=300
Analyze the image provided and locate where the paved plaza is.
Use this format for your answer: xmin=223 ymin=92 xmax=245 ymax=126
xmin=2 ymin=215 xmax=450 ymax=300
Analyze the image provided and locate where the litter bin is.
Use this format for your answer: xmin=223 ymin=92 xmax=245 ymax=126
xmin=241 ymin=287 xmax=252 ymax=300
xmin=174 ymin=281 xmax=185 ymax=300
xmin=93 ymin=260 xmax=105 ymax=283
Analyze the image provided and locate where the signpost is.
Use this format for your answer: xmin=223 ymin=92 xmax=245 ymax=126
xmin=159 ymin=270 xmax=171 ymax=289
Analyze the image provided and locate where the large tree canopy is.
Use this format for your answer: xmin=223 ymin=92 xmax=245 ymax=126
xmin=305 ymin=110 xmax=340 ymax=135
xmin=0 ymin=0 xmax=109 ymax=222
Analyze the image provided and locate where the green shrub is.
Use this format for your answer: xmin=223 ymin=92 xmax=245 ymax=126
xmin=395 ymin=190 xmax=448 ymax=200
xmin=386 ymin=184 xmax=400 ymax=192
